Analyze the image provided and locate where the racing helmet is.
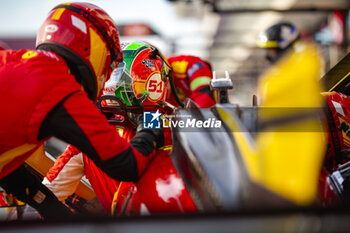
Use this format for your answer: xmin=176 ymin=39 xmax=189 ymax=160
xmin=99 ymin=41 xmax=170 ymax=124
xmin=257 ymin=22 xmax=300 ymax=63
xmin=36 ymin=2 xmax=123 ymax=101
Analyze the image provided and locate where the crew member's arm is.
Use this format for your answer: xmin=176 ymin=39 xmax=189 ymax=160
xmin=38 ymin=91 xmax=163 ymax=182
xmin=43 ymin=145 xmax=85 ymax=202
xmin=188 ymin=60 xmax=216 ymax=108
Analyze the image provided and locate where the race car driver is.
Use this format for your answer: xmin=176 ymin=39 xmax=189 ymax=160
xmin=43 ymin=41 xmax=171 ymax=214
xmin=0 ymin=3 xmax=163 ymax=219
xmin=167 ymin=55 xmax=216 ymax=108
xmin=257 ymin=22 xmax=300 ymax=64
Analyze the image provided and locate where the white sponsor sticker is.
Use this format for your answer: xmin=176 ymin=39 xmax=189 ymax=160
xmin=71 ymin=15 xmax=87 ymax=34
xmin=332 ymin=100 xmax=345 ymax=117
xmin=45 ymin=24 xmax=58 ymax=33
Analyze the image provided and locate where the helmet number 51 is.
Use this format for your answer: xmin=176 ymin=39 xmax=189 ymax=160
xmin=148 ymin=80 xmax=163 ymax=93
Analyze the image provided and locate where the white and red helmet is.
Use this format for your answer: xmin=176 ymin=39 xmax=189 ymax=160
xmin=36 ymin=2 xmax=123 ymax=101
xmin=102 ymin=41 xmax=170 ymax=113
xmin=97 ymin=41 xmax=170 ymax=126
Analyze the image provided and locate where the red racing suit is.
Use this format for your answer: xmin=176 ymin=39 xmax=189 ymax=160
xmin=44 ymin=125 xmax=172 ymax=214
xmin=167 ymin=55 xmax=216 ymax=108
xmin=44 ymin=127 xmax=135 ymax=213
xmin=0 ymin=49 xmax=156 ymax=182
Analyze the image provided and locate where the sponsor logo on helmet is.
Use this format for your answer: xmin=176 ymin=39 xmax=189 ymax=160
xmin=45 ymin=24 xmax=58 ymax=33
xmin=103 ymin=87 xmax=115 ymax=94
xmin=121 ymin=42 xmax=130 ymax=50
xmin=187 ymin=62 xmax=204 ymax=78
xmin=142 ymin=59 xmax=155 ymax=68
xmin=71 ymin=15 xmax=87 ymax=34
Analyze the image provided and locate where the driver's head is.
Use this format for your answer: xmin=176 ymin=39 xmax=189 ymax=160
xmin=36 ymin=2 xmax=123 ymax=101
xmin=99 ymin=41 xmax=170 ymax=126
xmin=257 ymin=22 xmax=300 ymax=63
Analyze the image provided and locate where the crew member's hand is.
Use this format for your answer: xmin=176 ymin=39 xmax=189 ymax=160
xmin=130 ymin=122 xmax=165 ymax=155
xmin=136 ymin=124 xmax=164 ymax=149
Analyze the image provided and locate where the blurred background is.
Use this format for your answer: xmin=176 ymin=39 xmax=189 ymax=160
xmin=0 ymin=0 xmax=349 ymax=105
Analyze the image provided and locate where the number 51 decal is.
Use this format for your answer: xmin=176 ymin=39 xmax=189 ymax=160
xmin=147 ymin=73 xmax=164 ymax=101
xmin=148 ymin=80 xmax=163 ymax=93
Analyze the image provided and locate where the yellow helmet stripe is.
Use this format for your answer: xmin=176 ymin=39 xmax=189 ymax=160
xmin=52 ymin=8 xmax=65 ymax=20
xmin=89 ymin=27 xmax=108 ymax=94
xmin=257 ymin=40 xmax=279 ymax=48
xmin=171 ymin=61 xmax=188 ymax=74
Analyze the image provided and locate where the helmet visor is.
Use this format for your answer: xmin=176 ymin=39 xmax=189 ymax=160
xmin=103 ymin=62 xmax=144 ymax=113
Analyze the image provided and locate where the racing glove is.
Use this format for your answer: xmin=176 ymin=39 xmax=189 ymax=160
xmin=0 ymin=164 xmax=74 ymax=220
xmin=130 ymin=124 xmax=165 ymax=156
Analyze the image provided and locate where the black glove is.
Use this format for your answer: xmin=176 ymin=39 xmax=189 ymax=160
xmin=0 ymin=165 xmax=74 ymax=220
xmin=130 ymin=124 xmax=164 ymax=156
